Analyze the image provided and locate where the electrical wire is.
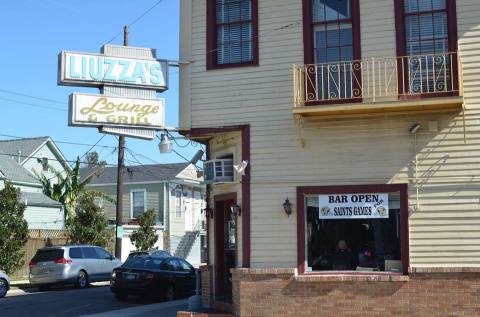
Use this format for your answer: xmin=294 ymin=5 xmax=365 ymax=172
xmin=0 ymin=133 xmax=117 ymax=150
xmin=0 ymin=88 xmax=65 ymax=105
xmin=0 ymin=151 xmax=116 ymax=167
xmin=104 ymin=0 xmax=164 ymax=45
xmin=0 ymin=96 xmax=66 ymax=112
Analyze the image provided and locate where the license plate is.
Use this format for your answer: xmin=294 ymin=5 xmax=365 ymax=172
xmin=125 ymin=273 xmax=136 ymax=280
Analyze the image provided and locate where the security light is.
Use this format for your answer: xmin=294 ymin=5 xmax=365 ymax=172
xmin=234 ymin=160 xmax=249 ymax=174
xmin=158 ymin=133 xmax=172 ymax=153
xmin=409 ymin=123 xmax=421 ymax=134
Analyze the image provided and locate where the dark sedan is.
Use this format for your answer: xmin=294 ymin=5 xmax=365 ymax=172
xmin=110 ymin=255 xmax=196 ymax=301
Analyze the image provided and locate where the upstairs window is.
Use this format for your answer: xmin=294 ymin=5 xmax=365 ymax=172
xmin=131 ymin=189 xmax=146 ymax=219
xmin=395 ymin=0 xmax=458 ymax=96
xmin=303 ymin=0 xmax=361 ymax=103
xmin=207 ymin=0 xmax=259 ymax=69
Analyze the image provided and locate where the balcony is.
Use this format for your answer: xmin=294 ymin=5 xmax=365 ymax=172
xmin=293 ymin=52 xmax=463 ymax=118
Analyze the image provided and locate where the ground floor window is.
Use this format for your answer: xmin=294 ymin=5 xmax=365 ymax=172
xmin=306 ymin=191 xmax=403 ymax=273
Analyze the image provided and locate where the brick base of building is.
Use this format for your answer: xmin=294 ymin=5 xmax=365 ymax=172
xmin=228 ymin=268 xmax=480 ymax=317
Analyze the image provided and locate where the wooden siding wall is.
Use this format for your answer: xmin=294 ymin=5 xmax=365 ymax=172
xmin=182 ymin=0 xmax=480 ymax=268
xmin=92 ymin=183 xmax=165 ymax=224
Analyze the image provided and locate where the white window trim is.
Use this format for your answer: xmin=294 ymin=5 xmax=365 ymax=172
xmin=175 ymin=190 xmax=182 ymax=218
xmin=130 ymin=189 xmax=147 ymax=219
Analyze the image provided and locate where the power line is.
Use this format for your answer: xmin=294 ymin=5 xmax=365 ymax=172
xmin=0 ymin=88 xmax=65 ymax=105
xmin=104 ymin=0 xmax=164 ymax=45
xmin=0 ymin=151 xmax=117 ymax=167
xmin=0 ymin=133 xmax=117 ymax=150
xmin=0 ymin=96 xmax=66 ymax=112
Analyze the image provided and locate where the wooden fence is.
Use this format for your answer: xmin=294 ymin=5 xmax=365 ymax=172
xmin=11 ymin=229 xmax=68 ymax=278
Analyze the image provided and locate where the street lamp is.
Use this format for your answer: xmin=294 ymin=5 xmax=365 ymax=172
xmin=158 ymin=133 xmax=172 ymax=153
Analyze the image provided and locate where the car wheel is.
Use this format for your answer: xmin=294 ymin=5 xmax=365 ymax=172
xmin=0 ymin=278 xmax=8 ymax=298
xmin=114 ymin=291 xmax=128 ymax=301
xmin=76 ymin=271 xmax=89 ymax=289
xmin=165 ymin=285 xmax=175 ymax=301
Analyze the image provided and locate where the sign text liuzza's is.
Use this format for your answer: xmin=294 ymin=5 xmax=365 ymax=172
xmin=318 ymin=193 xmax=389 ymax=219
xmin=69 ymin=93 xmax=165 ymax=129
xmin=59 ymin=51 xmax=168 ymax=91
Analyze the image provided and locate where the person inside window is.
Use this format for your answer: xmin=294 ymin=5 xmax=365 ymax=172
xmin=331 ymin=240 xmax=355 ymax=270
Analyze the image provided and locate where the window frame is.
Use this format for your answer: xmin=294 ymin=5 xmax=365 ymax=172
xmin=175 ymin=190 xmax=182 ymax=218
xmin=302 ymin=0 xmax=362 ymax=105
xmin=206 ymin=0 xmax=259 ymax=70
xmin=296 ymin=184 xmax=409 ymax=276
xmin=130 ymin=189 xmax=147 ymax=219
xmin=394 ymin=0 xmax=459 ymax=98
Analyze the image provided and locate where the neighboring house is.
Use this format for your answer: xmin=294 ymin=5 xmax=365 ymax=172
xmin=81 ymin=163 xmax=207 ymax=265
xmin=0 ymin=136 xmax=70 ymax=230
xmin=179 ymin=0 xmax=480 ymax=315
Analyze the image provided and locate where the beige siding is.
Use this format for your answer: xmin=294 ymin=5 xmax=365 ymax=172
xmin=182 ymin=0 xmax=480 ymax=269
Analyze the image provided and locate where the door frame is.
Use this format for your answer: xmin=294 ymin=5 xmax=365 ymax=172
xmin=214 ymin=192 xmax=237 ymax=301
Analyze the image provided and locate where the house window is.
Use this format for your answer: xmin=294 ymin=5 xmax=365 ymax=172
xmin=206 ymin=0 xmax=258 ymax=69
xmin=41 ymin=157 xmax=48 ymax=171
xmin=395 ymin=0 xmax=458 ymax=95
xmin=130 ymin=189 xmax=146 ymax=219
xmin=175 ymin=190 xmax=182 ymax=218
xmin=298 ymin=185 xmax=409 ymax=275
xmin=303 ymin=0 xmax=361 ymax=102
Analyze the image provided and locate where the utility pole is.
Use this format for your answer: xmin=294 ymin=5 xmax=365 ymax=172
xmin=114 ymin=26 xmax=128 ymax=259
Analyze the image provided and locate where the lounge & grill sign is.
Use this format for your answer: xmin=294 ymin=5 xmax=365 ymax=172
xmin=69 ymin=93 xmax=165 ymax=129
xmin=319 ymin=193 xmax=389 ymax=219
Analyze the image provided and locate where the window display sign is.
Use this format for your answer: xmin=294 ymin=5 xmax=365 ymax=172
xmin=68 ymin=93 xmax=165 ymax=129
xmin=318 ymin=193 xmax=389 ymax=219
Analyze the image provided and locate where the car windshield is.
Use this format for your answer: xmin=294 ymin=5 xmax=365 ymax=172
xmin=32 ymin=249 xmax=64 ymax=262
xmin=123 ymin=256 xmax=165 ymax=269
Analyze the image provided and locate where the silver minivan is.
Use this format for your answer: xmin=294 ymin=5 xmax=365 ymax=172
xmin=29 ymin=245 xmax=122 ymax=289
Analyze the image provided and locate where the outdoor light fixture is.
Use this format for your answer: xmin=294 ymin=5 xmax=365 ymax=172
xmin=203 ymin=206 xmax=214 ymax=219
xmin=283 ymin=198 xmax=293 ymax=216
xmin=409 ymin=123 xmax=421 ymax=134
xmin=231 ymin=202 xmax=241 ymax=217
xmin=158 ymin=133 xmax=172 ymax=153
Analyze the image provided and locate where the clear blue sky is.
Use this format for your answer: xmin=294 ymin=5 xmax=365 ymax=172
xmin=0 ymin=0 xmax=198 ymax=166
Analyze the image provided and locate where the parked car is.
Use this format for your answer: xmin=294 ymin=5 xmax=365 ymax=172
xmin=127 ymin=249 xmax=171 ymax=259
xmin=110 ymin=255 xmax=196 ymax=301
xmin=0 ymin=270 xmax=9 ymax=298
xmin=29 ymin=245 xmax=122 ymax=290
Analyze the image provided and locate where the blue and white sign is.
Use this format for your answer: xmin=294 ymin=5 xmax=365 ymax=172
xmin=58 ymin=51 xmax=168 ymax=91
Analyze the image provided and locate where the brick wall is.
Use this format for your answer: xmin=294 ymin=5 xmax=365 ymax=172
xmin=200 ymin=265 xmax=213 ymax=308
xmin=230 ymin=268 xmax=480 ymax=317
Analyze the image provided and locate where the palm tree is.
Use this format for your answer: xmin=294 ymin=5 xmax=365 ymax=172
xmin=34 ymin=157 xmax=113 ymax=224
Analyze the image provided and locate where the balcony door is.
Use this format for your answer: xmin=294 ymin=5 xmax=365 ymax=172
xmin=394 ymin=0 xmax=458 ymax=97
xmin=303 ymin=0 xmax=361 ymax=104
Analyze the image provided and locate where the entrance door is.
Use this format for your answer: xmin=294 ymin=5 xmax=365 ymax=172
xmin=214 ymin=195 xmax=237 ymax=301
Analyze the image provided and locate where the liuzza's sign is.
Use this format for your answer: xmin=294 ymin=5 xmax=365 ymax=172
xmin=69 ymin=93 xmax=165 ymax=129
xmin=59 ymin=50 xmax=168 ymax=90
xmin=319 ymin=193 xmax=389 ymax=219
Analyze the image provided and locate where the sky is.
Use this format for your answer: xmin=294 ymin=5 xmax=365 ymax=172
xmin=0 ymin=0 xmax=199 ymax=167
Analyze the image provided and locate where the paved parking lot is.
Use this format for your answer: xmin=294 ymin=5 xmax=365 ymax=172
xmin=1 ymin=284 xmax=188 ymax=317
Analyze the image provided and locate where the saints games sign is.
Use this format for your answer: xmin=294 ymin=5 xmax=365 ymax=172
xmin=319 ymin=193 xmax=389 ymax=219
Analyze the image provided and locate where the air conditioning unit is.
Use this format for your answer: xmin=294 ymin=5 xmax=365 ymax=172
xmin=204 ymin=159 xmax=234 ymax=183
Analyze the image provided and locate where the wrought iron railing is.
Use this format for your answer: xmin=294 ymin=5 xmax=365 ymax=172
xmin=293 ymin=52 xmax=461 ymax=107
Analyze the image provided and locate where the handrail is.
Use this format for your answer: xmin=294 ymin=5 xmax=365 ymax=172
xmin=294 ymin=51 xmax=461 ymax=107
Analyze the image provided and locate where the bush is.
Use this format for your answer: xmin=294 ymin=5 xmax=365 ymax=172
xmin=130 ymin=209 xmax=158 ymax=251
xmin=68 ymin=193 xmax=110 ymax=247
xmin=0 ymin=182 xmax=28 ymax=274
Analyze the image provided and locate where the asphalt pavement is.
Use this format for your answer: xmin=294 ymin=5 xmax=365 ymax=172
xmin=0 ymin=284 xmax=188 ymax=317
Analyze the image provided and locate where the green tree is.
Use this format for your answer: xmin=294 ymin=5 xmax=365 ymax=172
xmin=130 ymin=209 xmax=158 ymax=251
xmin=0 ymin=182 xmax=29 ymax=274
xmin=67 ymin=192 xmax=111 ymax=247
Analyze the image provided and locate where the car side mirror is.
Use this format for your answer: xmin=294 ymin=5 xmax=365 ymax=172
xmin=109 ymin=255 xmax=115 ymax=260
